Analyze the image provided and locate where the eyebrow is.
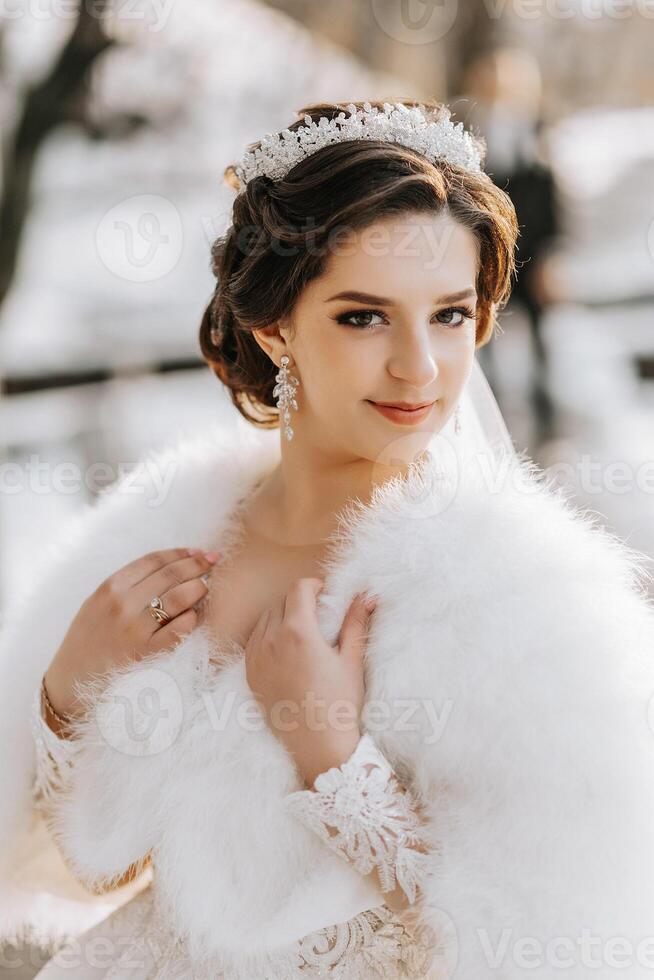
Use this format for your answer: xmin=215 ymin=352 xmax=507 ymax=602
xmin=324 ymin=288 xmax=477 ymax=306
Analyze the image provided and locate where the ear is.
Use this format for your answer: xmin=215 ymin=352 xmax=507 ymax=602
xmin=251 ymin=321 xmax=293 ymax=366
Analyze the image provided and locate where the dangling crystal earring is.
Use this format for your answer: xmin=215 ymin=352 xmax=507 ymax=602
xmin=454 ymin=404 xmax=462 ymax=435
xmin=273 ymin=354 xmax=299 ymax=441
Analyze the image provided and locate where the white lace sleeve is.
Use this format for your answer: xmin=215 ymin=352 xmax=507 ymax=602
xmin=29 ymin=683 xmax=80 ymax=811
xmin=283 ymin=733 xmax=432 ymax=905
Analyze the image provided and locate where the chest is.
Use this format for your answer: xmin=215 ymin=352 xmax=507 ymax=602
xmin=201 ymin=530 xmax=330 ymax=653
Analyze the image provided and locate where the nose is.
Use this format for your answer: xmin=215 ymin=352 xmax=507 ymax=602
xmin=387 ymin=325 xmax=439 ymax=390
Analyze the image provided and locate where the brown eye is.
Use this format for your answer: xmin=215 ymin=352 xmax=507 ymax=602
xmin=435 ymin=306 xmax=476 ymax=327
xmin=335 ymin=309 xmax=386 ymax=330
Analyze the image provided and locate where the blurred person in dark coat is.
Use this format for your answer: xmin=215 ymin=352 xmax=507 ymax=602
xmin=453 ymin=47 xmax=559 ymax=444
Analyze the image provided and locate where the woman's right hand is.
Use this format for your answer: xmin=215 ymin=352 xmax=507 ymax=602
xmin=43 ymin=547 xmax=220 ymax=725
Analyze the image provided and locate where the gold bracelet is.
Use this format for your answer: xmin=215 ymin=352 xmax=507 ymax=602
xmin=41 ymin=673 xmax=74 ymax=727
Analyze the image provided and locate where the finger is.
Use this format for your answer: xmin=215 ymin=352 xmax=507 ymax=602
xmin=267 ymin=593 xmax=286 ymax=631
xmin=111 ymin=548 xmax=218 ymax=589
xmin=253 ymin=592 xmax=286 ymax=649
xmin=246 ymin=605 xmax=273 ymax=652
xmin=130 ymin=554 xmax=217 ymax=619
xmin=142 ymin=579 xmax=210 ymax=637
xmin=149 ymin=608 xmax=199 ymax=652
xmin=282 ymin=577 xmax=324 ymax=624
xmin=337 ymin=592 xmax=376 ymax=659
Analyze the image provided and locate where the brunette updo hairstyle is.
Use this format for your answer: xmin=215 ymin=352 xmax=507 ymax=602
xmin=199 ymin=97 xmax=519 ymax=428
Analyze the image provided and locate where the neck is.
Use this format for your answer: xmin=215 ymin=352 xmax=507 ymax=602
xmin=246 ymin=433 xmax=425 ymax=549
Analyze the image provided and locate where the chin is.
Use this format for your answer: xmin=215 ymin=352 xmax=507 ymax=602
xmin=367 ymin=432 xmax=437 ymax=467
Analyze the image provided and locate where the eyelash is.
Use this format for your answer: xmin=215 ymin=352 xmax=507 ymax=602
xmin=333 ymin=305 xmax=477 ymax=331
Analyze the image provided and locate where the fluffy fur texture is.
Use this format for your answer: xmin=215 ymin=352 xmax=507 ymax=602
xmin=2 ymin=418 xmax=654 ymax=978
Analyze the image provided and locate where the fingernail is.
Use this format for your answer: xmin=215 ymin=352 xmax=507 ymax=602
xmin=204 ymin=551 xmax=221 ymax=563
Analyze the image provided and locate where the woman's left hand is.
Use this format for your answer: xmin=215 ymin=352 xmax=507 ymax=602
xmin=244 ymin=578 xmax=377 ymax=788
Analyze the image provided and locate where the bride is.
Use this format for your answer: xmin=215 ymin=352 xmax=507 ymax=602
xmin=1 ymin=99 xmax=654 ymax=979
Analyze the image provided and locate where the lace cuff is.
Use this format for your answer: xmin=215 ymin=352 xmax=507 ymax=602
xmin=283 ymin=733 xmax=432 ymax=905
xmin=29 ymin=683 xmax=80 ymax=811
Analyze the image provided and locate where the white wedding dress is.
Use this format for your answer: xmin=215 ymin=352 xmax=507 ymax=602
xmin=29 ymin=684 xmax=438 ymax=979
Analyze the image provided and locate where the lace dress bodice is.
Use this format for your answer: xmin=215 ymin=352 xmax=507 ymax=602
xmin=29 ymin=684 xmax=438 ymax=979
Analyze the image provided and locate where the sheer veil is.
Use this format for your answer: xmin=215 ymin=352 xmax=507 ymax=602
xmin=437 ymin=355 xmax=518 ymax=470
xmin=416 ymin=355 xmax=521 ymax=508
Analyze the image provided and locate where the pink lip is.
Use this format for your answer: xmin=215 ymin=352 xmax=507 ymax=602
xmin=374 ymin=399 xmax=435 ymax=410
xmin=367 ymin=399 xmax=437 ymax=426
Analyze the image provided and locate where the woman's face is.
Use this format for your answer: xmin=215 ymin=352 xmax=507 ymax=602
xmin=263 ymin=210 xmax=479 ymax=466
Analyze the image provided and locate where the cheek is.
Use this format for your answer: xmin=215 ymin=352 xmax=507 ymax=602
xmin=449 ymin=326 xmax=476 ymax=372
xmin=433 ymin=331 xmax=476 ymax=404
xmin=298 ymin=331 xmax=367 ymax=417
xmin=462 ymin=333 xmax=477 ymax=369
xmin=435 ymin=326 xmax=475 ymax=366
xmin=308 ymin=331 xmax=374 ymax=401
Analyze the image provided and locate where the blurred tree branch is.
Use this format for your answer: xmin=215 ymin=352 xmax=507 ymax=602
xmin=0 ymin=0 xmax=149 ymax=312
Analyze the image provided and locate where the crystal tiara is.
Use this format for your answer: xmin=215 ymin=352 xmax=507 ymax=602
xmin=233 ymin=100 xmax=484 ymax=189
